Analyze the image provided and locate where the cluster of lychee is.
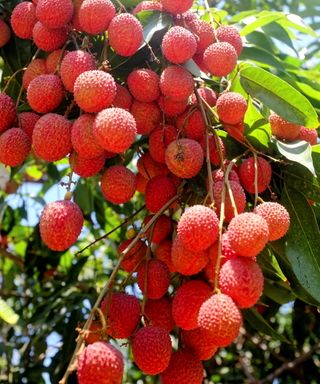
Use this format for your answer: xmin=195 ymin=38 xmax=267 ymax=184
xmin=0 ymin=0 xmax=315 ymax=383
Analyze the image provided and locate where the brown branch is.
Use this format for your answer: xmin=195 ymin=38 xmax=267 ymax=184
xmin=0 ymin=247 xmax=24 ymax=269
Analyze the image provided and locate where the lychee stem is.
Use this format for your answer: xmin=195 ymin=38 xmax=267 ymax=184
xmin=3 ymin=67 xmax=26 ymax=93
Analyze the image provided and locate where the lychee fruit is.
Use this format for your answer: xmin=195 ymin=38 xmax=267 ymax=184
xmin=191 ymin=86 xmax=217 ymax=106
xmin=46 ymin=49 xmax=69 ymax=73
xmin=0 ymin=128 xmax=31 ymax=167
xmin=83 ymin=321 xmax=103 ymax=345
xmin=39 ymin=200 xmax=83 ymax=251
xmin=144 ymin=297 xmax=175 ymax=332
xmin=216 ymin=92 xmax=248 ymax=124
xmin=177 ymin=205 xmax=219 ymax=251
xmin=181 ymin=328 xmax=218 ymax=360
xmin=93 ymin=108 xmax=137 ymax=153
xmin=145 ymin=175 xmax=177 ymax=213
xmin=149 ymin=125 xmax=178 ymax=164
xmin=143 ymin=214 xmax=172 ymax=244
xmin=160 ymin=0 xmax=193 ymax=14
xmin=22 ymin=59 xmax=47 ymax=89
xmin=18 ymin=112 xmax=40 ymax=140
xmin=118 ymin=239 xmax=147 ymax=273
xmin=160 ymin=65 xmax=194 ymax=101
xmin=78 ymin=0 xmax=116 ymax=34
xmin=77 ymin=341 xmax=124 ymax=384
xmin=198 ymin=135 xmax=225 ymax=166
xmin=162 ymin=26 xmax=197 ymax=64
xmin=269 ymin=113 xmax=302 ymax=141
xmin=136 ymin=172 xmax=148 ymax=194
xmin=70 ymin=152 xmax=105 ymax=178
xmin=32 ymin=21 xmax=68 ymax=52
xmin=216 ymin=25 xmax=243 ymax=56
xmin=0 ymin=20 xmax=11 ymax=48
xmin=108 ymin=14 xmax=143 ymax=57
xmin=222 ymin=232 xmax=239 ymax=260
xmin=32 ymin=113 xmax=72 ymax=162
xmin=133 ymin=0 xmax=163 ymax=15
xmin=127 ymin=68 xmax=160 ymax=102
xmin=203 ymin=42 xmax=238 ymax=77
xmin=212 ymin=168 xmax=239 ymax=183
xmin=130 ymin=100 xmax=161 ymax=135
xmin=172 ymin=280 xmax=212 ymax=330
xmin=0 ymin=93 xmax=17 ymax=133
xmin=155 ymin=239 xmax=176 ymax=273
xmin=11 ymin=1 xmax=37 ymax=40
xmin=132 ymin=326 xmax=172 ymax=375
xmin=70 ymin=0 xmax=84 ymax=31
xmin=297 ymin=126 xmax=318 ymax=145
xmin=100 ymin=292 xmax=141 ymax=339
xmin=36 ymin=0 xmax=74 ymax=29
xmin=113 ymin=84 xmax=133 ymax=110
xmin=60 ymin=50 xmax=96 ymax=92
xmin=137 ymin=259 xmax=170 ymax=299
xmin=227 ymin=212 xmax=269 ymax=257
xmin=219 ymin=257 xmax=264 ymax=308
xmin=158 ymin=95 xmax=188 ymax=116
xmin=203 ymin=242 xmax=220 ymax=285
xmin=238 ymin=156 xmax=272 ymax=194
xmin=137 ymin=152 xmax=169 ymax=179
xmin=254 ymin=201 xmax=290 ymax=241
xmin=176 ymin=107 xmax=205 ymax=140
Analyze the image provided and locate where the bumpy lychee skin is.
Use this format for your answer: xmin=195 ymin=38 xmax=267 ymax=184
xmin=198 ymin=293 xmax=242 ymax=347
xmin=101 ymin=165 xmax=136 ymax=204
xmin=165 ymin=138 xmax=204 ymax=179
xmin=36 ymin=0 xmax=74 ymax=29
xmin=298 ymin=126 xmax=318 ymax=145
xmin=0 ymin=128 xmax=31 ymax=167
xmin=137 ymin=259 xmax=170 ymax=299
xmin=118 ymin=239 xmax=147 ymax=273
xmin=32 ymin=21 xmax=68 ymax=52
xmin=108 ymin=14 xmax=143 ymax=57
xmin=113 ymin=84 xmax=133 ymax=110
xmin=176 ymin=108 xmax=205 ymax=140
xmin=145 ymin=176 xmax=177 ymax=213
xmin=216 ymin=92 xmax=248 ymax=125
xmin=130 ymin=100 xmax=161 ymax=135
xmin=203 ymin=42 xmax=238 ymax=77
xmin=239 ymin=156 xmax=272 ymax=194
xmin=78 ymin=0 xmax=115 ymax=34
xmin=269 ymin=113 xmax=302 ymax=141
xmin=70 ymin=152 xmax=105 ymax=177
xmin=177 ymin=205 xmax=219 ymax=252
xmin=222 ymin=232 xmax=239 ymax=260
xmin=144 ymin=297 xmax=175 ymax=332
xmin=144 ymin=215 xmax=172 ymax=244
xmin=199 ymin=135 xmax=225 ymax=166
xmin=181 ymin=328 xmax=218 ymax=360
xmin=212 ymin=168 xmax=239 ymax=183
xmin=254 ymin=202 xmax=290 ymax=241
xmin=74 ymin=70 xmax=117 ymax=113
xmin=160 ymin=0 xmax=193 ymax=14
xmin=191 ymin=86 xmax=217 ymax=106
xmin=158 ymin=95 xmax=188 ymax=117
xmin=0 ymin=93 xmax=17 ymax=133
xmin=160 ymin=65 xmax=194 ymax=101
xmin=60 ymin=50 xmax=96 ymax=92
xmin=101 ymin=292 xmax=141 ymax=339
xmin=27 ymin=74 xmax=64 ymax=114
xmin=46 ymin=49 xmax=69 ymax=73
xmin=71 ymin=0 xmax=84 ymax=30
xmin=162 ymin=26 xmax=197 ymax=64
xmin=132 ymin=326 xmax=172 ymax=375
xmin=137 ymin=152 xmax=169 ymax=179
xmin=219 ymin=257 xmax=264 ymax=308
xmin=32 ymin=113 xmax=72 ymax=162
xmin=11 ymin=2 xmax=37 ymax=40
xmin=18 ymin=112 xmax=40 ymax=140
xmin=227 ymin=212 xmax=269 ymax=257
xmin=127 ymin=68 xmax=160 ymax=103
xmin=171 ymin=236 xmax=209 ymax=276
xmin=0 ymin=20 xmax=11 ymax=48
xmin=93 ymin=107 xmax=137 ymax=153
xmin=155 ymin=239 xmax=176 ymax=273
xmin=184 ymin=18 xmax=215 ymax=54
xmin=172 ymin=280 xmax=212 ymax=330
xmin=133 ymin=0 xmax=163 ymax=14
xmin=216 ymin=25 xmax=243 ymax=56
xmin=161 ymin=349 xmax=204 ymax=384
xmin=22 ymin=59 xmax=47 ymax=90
xmin=149 ymin=125 xmax=177 ymax=164
xmin=39 ymin=200 xmax=83 ymax=251
xmin=77 ymin=341 xmax=124 ymax=384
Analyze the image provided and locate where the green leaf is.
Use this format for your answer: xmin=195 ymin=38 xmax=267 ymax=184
xmin=140 ymin=11 xmax=171 ymax=44
xmin=240 ymin=46 xmax=285 ymax=70
xmin=0 ymin=298 xmax=19 ymax=325
xmin=263 ymin=279 xmax=296 ymax=304
xmin=278 ymin=14 xmax=317 ymax=37
xmin=257 ymin=248 xmax=286 ymax=281
xmin=244 ymin=99 xmax=271 ymax=149
xmin=240 ymin=12 xmax=285 ymax=36
xmin=240 ymin=66 xmax=318 ymax=128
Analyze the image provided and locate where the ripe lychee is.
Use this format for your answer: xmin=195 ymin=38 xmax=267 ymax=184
xmin=176 ymin=107 xmax=205 ymax=140
xmin=36 ymin=0 xmax=74 ymax=29
xmin=32 ymin=113 xmax=72 ymax=162
xmin=0 ymin=20 xmax=11 ymax=48
xmin=18 ymin=112 xmax=40 ymax=140
xmin=162 ymin=26 xmax=197 ymax=64
xmin=70 ymin=152 xmax=105 ymax=177
xmin=254 ymin=202 xmax=290 ymax=241
xmin=297 ymin=126 xmax=318 ymax=145
xmin=0 ymin=93 xmax=17 ymax=133
xmin=203 ymin=42 xmax=238 ymax=77
xmin=158 ymin=95 xmax=188 ymax=116
xmin=198 ymin=293 xmax=242 ymax=347
xmin=78 ymin=0 xmax=116 ymax=35
xmin=118 ymin=239 xmax=147 ymax=273
xmin=155 ymin=239 xmax=176 ymax=273
xmin=216 ymin=92 xmax=248 ymax=125
xmin=144 ymin=297 xmax=175 ymax=332
xmin=143 ymin=214 xmax=172 ymax=244
xmin=137 ymin=152 xmax=169 ymax=179
xmin=83 ymin=321 xmax=103 ymax=345
xmin=149 ymin=125 xmax=177 ymax=164
xmin=177 ymin=205 xmax=219 ymax=251
xmin=133 ymin=0 xmax=163 ymax=15
xmin=160 ymin=0 xmax=193 ymax=14
xmin=11 ymin=2 xmax=37 ymax=40
xmin=222 ymin=232 xmax=239 ymax=260
xmin=32 ymin=21 xmax=68 ymax=52
xmin=113 ymin=84 xmax=133 ymax=110
xmin=191 ymin=87 xmax=217 ymax=107
xmin=198 ymin=135 xmax=225 ymax=166
xmin=39 ymin=200 xmax=83 ymax=251
xmin=137 ymin=259 xmax=170 ymax=299
xmin=269 ymin=113 xmax=301 ymax=141
xmin=46 ymin=49 xmax=69 ymax=73
xmin=60 ymin=50 xmax=96 ymax=92
xmin=238 ymin=156 xmax=272 ymax=194
xmin=108 ymin=14 xmax=143 ymax=57
xmin=70 ymin=0 xmax=83 ymax=31
xmin=0 ymin=128 xmax=31 ymax=167
xmin=136 ymin=172 xmax=148 ymax=194
xmin=216 ymin=25 xmax=243 ymax=56
xmin=181 ymin=328 xmax=218 ymax=360
xmin=100 ymin=292 xmax=141 ymax=339
xmin=227 ymin=212 xmax=269 ymax=257
xmin=132 ymin=326 xmax=172 ymax=375
xmin=212 ymin=168 xmax=239 ymax=183
xmin=160 ymin=65 xmax=194 ymax=101
xmin=127 ymin=68 xmax=160 ymax=102
xmin=130 ymin=100 xmax=161 ymax=135
xmin=77 ymin=341 xmax=124 ymax=384
xmin=93 ymin=107 xmax=137 ymax=153
xmin=172 ymin=280 xmax=212 ymax=330
xmin=145 ymin=175 xmax=177 ymax=213
xmin=27 ymin=74 xmax=64 ymax=114
xmin=22 ymin=59 xmax=47 ymax=89
xmin=101 ymin=165 xmax=136 ymax=204
xmin=219 ymin=257 xmax=264 ymax=308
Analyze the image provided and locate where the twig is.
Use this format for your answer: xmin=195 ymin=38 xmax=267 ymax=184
xmin=0 ymin=247 xmax=24 ymax=269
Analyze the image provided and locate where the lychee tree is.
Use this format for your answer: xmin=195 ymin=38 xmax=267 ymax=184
xmin=0 ymin=0 xmax=320 ymax=383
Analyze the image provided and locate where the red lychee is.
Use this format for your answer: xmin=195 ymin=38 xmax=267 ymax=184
xmin=238 ymin=156 xmax=272 ymax=194
xmin=216 ymin=92 xmax=248 ymax=125
xmin=160 ymin=65 xmax=194 ymax=101
xmin=36 ymin=0 xmax=74 ymax=29
xmin=11 ymin=2 xmax=37 ymax=40
xmin=127 ymin=68 xmax=160 ymax=102
xmin=113 ymin=84 xmax=133 ymax=110
xmin=32 ymin=21 xmax=68 ymax=52
xmin=71 ymin=0 xmax=84 ymax=31
xmin=136 ymin=172 xmax=148 ymax=194
xmin=137 ymin=259 xmax=170 ymax=299
xmin=222 ymin=232 xmax=239 ymax=260
xmin=198 ymin=134 xmax=225 ymax=166
xmin=78 ymin=0 xmax=116 ymax=34
xmin=191 ymin=86 xmax=217 ymax=106
xmin=160 ymin=0 xmax=193 ymax=14
xmin=0 ymin=20 xmax=11 ymax=48
xmin=162 ymin=26 xmax=197 ymax=64
xmin=46 ymin=49 xmax=69 ymax=73
xmin=0 ymin=128 xmax=31 ymax=167
xmin=22 ymin=59 xmax=47 ymax=90
xmin=130 ymin=100 xmax=161 ymax=135
xmin=18 ymin=112 xmax=40 ymax=140
xmin=176 ymin=107 xmax=205 ymax=140
xmin=297 ymin=126 xmax=318 ymax=145
xmin=137 ymin=152 xmax=169 ymax=179
xmin=269 ymin=113 xmax=302 ymax=141
xmin=216 ymin=25 xmax=243 ymax=56
xmin=158 ymin=95 xmax=188 ymax=117
xmin=0 ymin=93 xmax=17 ymax=133
xmin=70 ymin=152 xmax=105 ymax=177
xmin=181 ymin=328 xmax=218 ymax=360
xmin=143 ymin=214 xmax=172 ymax=244
xmin=203 ymin=42 xmax=238 ymax=77
xmin=155 ymin=239 xmax=176 ymax=273
xmin=133 ymin=1 xmax=163 ymax=15
xmin=212 ymin=168 xmax=239 ymax=183
xmin=118 ymin=239 xmax=147 ymax=273
xmin=144 ymin=297 xmax=175 ymax=332
xmin=145 ymin=175 xmax=177 ymax=213
xmin=149 ymin=125 xmax=178 ymax=164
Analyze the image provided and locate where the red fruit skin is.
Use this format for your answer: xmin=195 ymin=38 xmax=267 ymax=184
xmin=101 ymin=165 xmax=136 ymax=204
xmin=155 ymin=239 xmax=176 ymax=273
xmin=137 ymin=259 xmax=170 ymax=299
xmin=18 ymin=112 xmax=40 ymax=140
xmin=144 ymin=297 xmax=175 ymax=332
xmin=113 ymin=84 xmax=133 ymax=110
xmin=254 ymin=202 xmax=290 ymax=241
xmin=32 ymin=21 xmax=68 ymax=52
xmin=46 ymin=49 xmax=69 ymax=73
xmin=32 ymin=113 xmax=72 ymax=162
xmin=186 ymin=18 xmax=215 ymax=54
xmin=216 ymin=25 xmax=243 ymax=56
xmin=176 ymin=108 xmax=205 ymax=140
xmin=222 ymin=232 xmax=239 ymax=260
xmin=160 ymin=0 xmax=193 ymax=14
xmin=227 ymin=212 xmax=269 ymax=257
xmin=36 ymin=0 xmax=74 ymax=29
xmin=203 ymin=42 xmax=238 ymax=77
xmin=100 ymin=292 xmax=141 ymax=339
xmin=145 ymin=176 xmax=177 ymax=213
xmin=133 ymin=1 xmax=163 ymax=15
xmin=39 ymin=200 xmax=83 ymax=251
xmin=191 ymin=87 xmax=217 ymax=107
xmin=203 ymin=242 xmax=219 ymax=285
xmin=83 ymin=321 xmax=103 ymax=345
xmin=0 ymin=20 xmax=11 ymax=48
xmin=160 ymin=65 xmax=194 ymax=101
xmin=216 ymin=92 xmax=248 ymax=125
xmin=118 ymin=239 xmax=147 ymax=273
xmin=198 ymin=293 xmax=242 ymax=347
xmin=172 ymin=280 xmax=212 ymax=330
xmin=108 ymin=14 xmax=143 ymax=57
xmin=223 ymin=121 xmax=245 ymax=142
xmin=143 ymin=214 xmax=172 ymax=244
xmin=78 ymin=0 xmax=116 ymax=34
xmin=177 ymin=205 xmax=219 ymax=252
xmin=127 ymin=68 xmax=160 ymax=102
xmin=136 ymin=172 xmax=148 ymax=194
xmin=212 ymin=168 xmax=239 ymax=183
xmin=11 ymin=2 xmax=37 ymax=39
xmin=130 ymin=100 xmax=161 ymax=135
xmin=71 ymin=0 xmax=84 ymax=30
xmin=77 ymin=341 xmax=124 ymax=384
xmin=269 ymin=113 xmax=301 ymax=141
xmin=0 ymin=128 xmax=31 ymax=167
xmin=23 ymin=59 xmax=47 ymax=90
xmin=297 ymin=126 xmax=318 ymax=145
xmin=161 ymin=349 xmax=204 ymax=384
xmin=162 ymin=26 xmax=197 ymax=64
xmin=198 ymin=135 xmax=225 ymax=166
xmin=0 ymin=93 xmax=17 ymax=133
xmin=158 ymin=95 xmax=188 ymax=117
xmin=181 ymin=328 xmax=218 ymax=360
xmin=149 ymin=125 xmax=178 ymax=164
xmin=239 ymin=156 xmax=272 ymax=194
xmin=132 ymin=326 xmax=172 ymax=375
xmin=137 ymin=152 xmax=169 ymax=179
xmin=70 ymin=152 xmax=105 ymax=177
